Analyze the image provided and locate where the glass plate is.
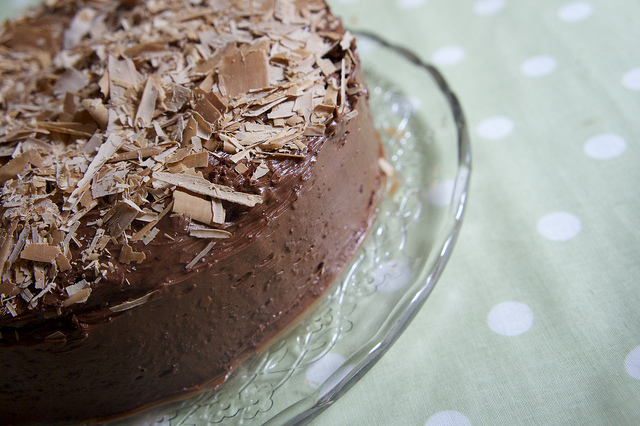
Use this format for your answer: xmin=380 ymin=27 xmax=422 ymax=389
xmin=0 ymin=0 xmax=471 ymax=415
xmin=110 ymin=32 xmax=472 ymax=426
xmin=0 ymin=0 xmax=471 ymax=416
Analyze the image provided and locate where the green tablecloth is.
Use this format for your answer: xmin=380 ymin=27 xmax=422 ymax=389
xmin=312 ymin=0 xmax=640 ymax=425
xmin=1 ymin=0 xmax=638 ymax=424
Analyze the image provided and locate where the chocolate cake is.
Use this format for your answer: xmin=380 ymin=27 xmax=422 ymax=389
xmin=0 ymin=0 xmax=385 ymax=422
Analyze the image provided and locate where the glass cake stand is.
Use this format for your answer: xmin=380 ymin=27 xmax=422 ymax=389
xmin=111 ymin=32 xmax=472 ymax=426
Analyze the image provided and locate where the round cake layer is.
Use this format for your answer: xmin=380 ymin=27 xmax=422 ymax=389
xmin=0 ymin=94 xmax=383 ymax=423
xmin=0 ymin=0 xmax=385 ymax=422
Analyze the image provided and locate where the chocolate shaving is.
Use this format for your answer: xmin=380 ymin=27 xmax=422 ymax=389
xmin=106 ymin=200 xmax=141 ymax=237
xmin=20 ymin=244 xmax=61 ymax=264
xmin=52 ymin=67 xmax=88 ymax=97
xmin=134 ymin=77 xmax=159 ymax=129
xmin=109 ymin=292 xmax=155 ymax=313
xmin=219 ymin=47 xmax=270 ymax=97
xmin=188 ymin=227 xmax=232 ymax=239
xmin=131 ymin=200 xmax=173 ymax=242
xmin=119 ymin=241 xmax=146 ymax=264
xmin=0 ymin=281 xmax=17 ymax=298
xmin=0 ymin=0 xmax=358 ymax=315
xmin=63 ymin=7 xmax=97 ymax=50
xmin=181 ymin=152 xmax=209 ymax=168
xmin=193 ymin=88 xmax=223 ymax=126
xmin=173 ymin=189 xmax=216 ymax=226
xmin=61 ymin=287 xmax=91 ymax=307
xmin=66 ymin=133 xmax=125 ymax=211
xmin=56 ymin=252 xmax=72 ymax=272
xmin=82 ymin=99 xmax=109 ymax=129
xmin=0 ymin=150 xmax=43 ymax=184
xmin=153 ymin=171 xmax=263 ymax=207
xmin=252 ymin=162 xmax=270 ymax=180
xmin=185 ymin=241 xmax=215 ymax=270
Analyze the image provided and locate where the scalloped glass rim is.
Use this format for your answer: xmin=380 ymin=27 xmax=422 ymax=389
xmin=269 ymin=32 xmax=472 ymax=426
xmin=119 ymin=32 xmax=472 ymax=426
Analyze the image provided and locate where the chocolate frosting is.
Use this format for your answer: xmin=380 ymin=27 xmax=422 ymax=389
xmin=0 ymin=88 xmax=383 ymax=424
xmin=0 ymin=0 xmax=384 ymax=422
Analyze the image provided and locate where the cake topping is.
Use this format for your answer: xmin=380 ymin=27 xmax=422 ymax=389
xmin=0 ymin=0 xmax=361 ymax=317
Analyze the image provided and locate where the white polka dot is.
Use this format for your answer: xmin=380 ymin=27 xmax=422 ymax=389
xmin=9 ymin=0 xmax=35 ymax=7
xmin=431 ymin=46 xmax=466 ymax=66
xmin=305 ymin=353 xmax=345 ymax=389
xmin=398 ymin=0 xmax=427 ymax=8
xmin=622 ymin=67 xmax=640 ymax=91
xmin=425 ymin=411 xmax=473 ymax=426
xmin=476 ymin=116 xmax=514 ymax=140
xmin=488 ymin=302 xmax=534 ymax=337
xmin=558 ymin=2 xmax=593 ymax=22
xmin=428 ymin=179 xmax=454 ymax=206
xmin=521 ymin=55 xmax=557 ymax=77
xmin=407 ymin=95 xmax=422 ymax=111
xmin=355 ymin=36 xmax=377 ymax=56
xmin=537 ymin=212 xmax=582 ymax=241
xmin=625 ymin=347 xmax=640 ymax=380
xmin=584 ymin=134 xmax=627 ymax=160
xmin=319 ymin=364 xmax=354 ymax=398
xmin=372 ymin=260 xmax=412 ymax=293
xmin=474 ymin=0 xmax=505 ymax=16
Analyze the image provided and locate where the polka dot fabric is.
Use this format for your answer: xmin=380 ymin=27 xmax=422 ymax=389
xmin=1 ymin=0 xmax=638 ymax=425
xmin=314 ymin=0 xmax=640 ymax=425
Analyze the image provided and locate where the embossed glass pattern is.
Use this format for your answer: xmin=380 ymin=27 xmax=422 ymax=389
xmin=113 ymin=33 xmax=471 ymax=426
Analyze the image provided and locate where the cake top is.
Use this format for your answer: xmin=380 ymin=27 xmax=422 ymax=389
xmin=0 ymin=0 xmax=359 ymax=320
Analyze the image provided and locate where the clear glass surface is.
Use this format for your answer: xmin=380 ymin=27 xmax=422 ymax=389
xmin=0 ymin=0 xmax=472 ymax=416
xmin=113 ymin=32 xmax=472 ymax=426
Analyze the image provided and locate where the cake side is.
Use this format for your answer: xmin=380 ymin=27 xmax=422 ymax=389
xmin=0 ymin=89 xmax=383 ymax=423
